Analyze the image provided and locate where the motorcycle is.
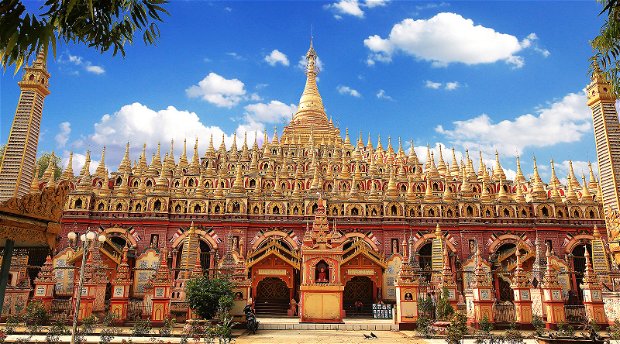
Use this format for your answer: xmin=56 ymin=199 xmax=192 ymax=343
xmin=244 ymin=305 xmax=259 ymax=334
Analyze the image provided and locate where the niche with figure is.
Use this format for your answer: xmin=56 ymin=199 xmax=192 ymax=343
xmin=315 ymin=260 xmax=329 ymax=283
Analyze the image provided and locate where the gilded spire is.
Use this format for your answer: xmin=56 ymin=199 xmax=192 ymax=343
xmin=294 ymin=39 xmax=325 ymax=121
xmin=515 ymin=155 xmax=526 ymax=183
xmin=61 ymin=152 xmax=74 ymax=180
xmin=95 ymin=146 xmax=107 ymax=178
xmin=118 ymin=142 xmax=132 ymax=174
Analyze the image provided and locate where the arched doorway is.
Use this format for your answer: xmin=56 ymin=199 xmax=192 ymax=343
xmin=344 ymin=276 xmax=374 ymax=317
xmin=418 ymin=242 xmax=433 ymax=283
xmin=255 ymin=277 xmax=290 ymax=316
xmin=569 ymin=244 xmax=592 ymax=304
xmin=175 ymin=239 xmax=212 ymax=278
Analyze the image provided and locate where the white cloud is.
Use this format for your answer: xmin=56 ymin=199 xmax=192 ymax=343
xmin=243 ymin=101 xmax=297 ymax=124
xmin=226 ymin=52 xmax=243 ymax=60
xmin=325 ymin=0 xmax=388 ymax=18
xmin=436 ymin=92 xmax=592 ymax=157
xmin=425 ymin=80 xmax=442 ymax=89
xmin=337 ymin=85 xmax=361 ymax=97
xmin=85 ymin=65 xmax=105 ymax=75
xmin=558 ymin=161 xmax=598 ymax=181
xmin=444 ymin=82 xmax=460 ymax=91
xmin=326 ymin=0 xmax=365 ymax=18
xmin=364 ymin=0 xmax=388 ymax=8
xmin=265 ymin=49 xmax=290 ymax=66
xmin=376 ymin=89 xmax=394 ymax=101
xmin=60 ymin=53 xmax=105 ymax=75
xmin=364 ymin=12 xmax=537 ymax=68
xmin=67 ymin=98 xmax=297 ymax=172
xmin=55 ymin=122 xmax=71 ymax=148
xmin=186 ymin=72 xmax=247 ymax=108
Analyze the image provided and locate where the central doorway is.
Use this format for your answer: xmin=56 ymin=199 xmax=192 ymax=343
xmin=255 ymin=277 xmax=290 ymax=316
xmin=344 ymin=276 xmax=373 ymax=317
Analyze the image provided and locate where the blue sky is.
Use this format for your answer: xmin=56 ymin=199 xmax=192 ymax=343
xmin=0 ymin=1 xmax=606 ymax=182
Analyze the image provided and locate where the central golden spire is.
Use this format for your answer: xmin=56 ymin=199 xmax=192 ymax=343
xmin=281 ymin=39 xmax=342 ymax=146
xmin=295 ymin=40 xmax=326 ymax=120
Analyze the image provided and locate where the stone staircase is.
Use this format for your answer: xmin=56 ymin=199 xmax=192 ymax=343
xmin=254 ymin=299 xmax=290 ymax=316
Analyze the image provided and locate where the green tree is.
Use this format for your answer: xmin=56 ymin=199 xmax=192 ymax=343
xmin=37 ymin=152 xmax=62 ymax=180
xmin=436 ymin=287 xmax=455 ymax=321
xmin=186 ymin=276 xmax=234 ymax=320
xmin=0 ymin=0 xmax=168 ymax=71
xmin=445 ymin=312 xmax=468 ymax=344
xmin=0 ymin=144 xmax=5 ymax=166
xmin=591 ymin=0 xmax=620 ymax=96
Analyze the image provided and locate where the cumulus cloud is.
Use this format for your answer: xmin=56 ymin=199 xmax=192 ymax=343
xmin=243 ymin=101 xmax=297 ymax=124
xmin=558 ymin=161 xmax=598 ymax=181
xmin=436 ymin=92 xmax=592 ymax=157
xmin=444 ymin=82 xmax=460 ymax=91
xmin=364 ymin=12 xmax=538 ymax=68
xmin=376 ymin=89 xmax=394 ymax=101
xmin=337 ymin=85 xmax=361 ymax=97
xmin=325 ymin=0 xmax=388 ymax=19
xmin=55 ymin=122 xmax=71 ymax=148
xmin=186 ymin=72 xmax=247 ymax=108
xmin=66 ymin=98 xmax=298 ymax=172
xmin=59 ymin=53 xmax=105 ymax=75
xmin=265 ymin=49 xmax=290 ymax=66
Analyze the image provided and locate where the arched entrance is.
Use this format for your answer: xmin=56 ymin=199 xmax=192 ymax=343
xmin=344 ymin=276 xmax=373 ymax=317
xmin=419 ymin=242 xmax=433 ymax=282
xmin=569 ymin=244 xmax=592 ymax=304
xmin=255 ymin=277 xmax=290 ymax=316
xmin=175 ymin=239 xmax=212 ymax=278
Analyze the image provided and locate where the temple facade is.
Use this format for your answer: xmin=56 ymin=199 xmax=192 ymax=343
xmin=2 ymin=42 xmax=619 ymax=328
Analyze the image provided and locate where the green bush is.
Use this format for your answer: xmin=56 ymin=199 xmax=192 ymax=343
xmin=5 ymin=314 xmax=21 ymax=334
xmin=610 ymin=319 xmax=620 ymax=340
xmin=417 ymin=315 xmax=434 ymax=338
xmin=557 ymin=321 xmax=575 ymax=337
xmin=504 ymin=321 xmax=524 ymax=344
xmin=436 ymin=288 xmax=455 ymax=321
xmin=158 ymin=317 xmax=176 ymax=336
xmin=24 ymin=301 xmax=49 ymax=334
xmin=185 ymin=277 xmax=234 ymax=319
xmin=445 ymin=312 xmax=468 ymax=344
xmin=532 ymin=315 xmax=545 ymax=337
xmin=131 ymin=318 xmax=151 ymax=336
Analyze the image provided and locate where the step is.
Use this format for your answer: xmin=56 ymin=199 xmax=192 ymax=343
xmin=257 ymin=322 xmax=397 ymax=331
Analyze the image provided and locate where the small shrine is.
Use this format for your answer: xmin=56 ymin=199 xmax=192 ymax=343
xmin=299 ymin=195 xmax=346 ymax=323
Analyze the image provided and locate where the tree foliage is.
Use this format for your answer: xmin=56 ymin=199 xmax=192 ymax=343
xmin=37 ymin=152 xmax=62 ymax=180
xmin=591 ymin=0 xmax=620 ymax=96
xmin=436 ymin=287 xmax=455 ymax=321
xmin=445 ymin=312 xmax=468 ymax=344
xmin=0 ymin=0 xmax=168 ymax=72
xmin=186 ymin=276 xmax=234 ymax=320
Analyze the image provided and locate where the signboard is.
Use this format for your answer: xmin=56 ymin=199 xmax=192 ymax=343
xmin=372 ymin=304 xmax=392 ymax=319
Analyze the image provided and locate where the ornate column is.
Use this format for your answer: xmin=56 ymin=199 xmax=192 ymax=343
xmin=110 ymin=246 xmax=131 ymax=324
xmin=32 ymin=256 xmax=55 ymax=311
xmin=394 ymin=256 xmax=421 ymax=328
xmin=73 ymin=250 xmax=96 ymax=321
xmin=469 ymin=245 xmax=494 ymax=327
xmin=438 ymin=246 xmax=458 ymax=309
xmin=511 ymin=251 xmax=533 ymax=327
xmin=581 ymin=246 xmax=608 ymax=327
xmin=150 ymin=248 xmax=172 ymax=325
xmin=541 ymin=247 xmax=565 ymax=329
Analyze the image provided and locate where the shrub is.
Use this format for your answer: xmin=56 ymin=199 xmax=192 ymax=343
xmin=158 ymin=317 xmax=176 ymax=336
xmin=610 ymin=319 xmax=620 ymax=340
xmin=46 ymin=319 xmax=69 ymax=344
xmin=81 ymin=315 xmax=98 ymax=334
xmin=417 ymin=315 xmax=434 ymax=338
xmin=185 ymin=277 xmax=234 ymax=319
xmin=214 ymin=309 xmax=237 ymax=344
xmin=24 ymin=301 xmax=49 ymax=334
xmin=5 ymin=314 xmax=21 ymax=334
xmin=504 ymin=321 xmax=524 ymax=344
xmin=532 ymin=315 xmax=545 ymax=337
xmin=445 ymin=312 xmax=468 ymax=344
xmin=436 ymin=288 xmax=455 ymax=321
xmin=557 ymin=321 xmax=575 ymax=337
xmin=132 ymin=318 xmax=152 ymax=336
